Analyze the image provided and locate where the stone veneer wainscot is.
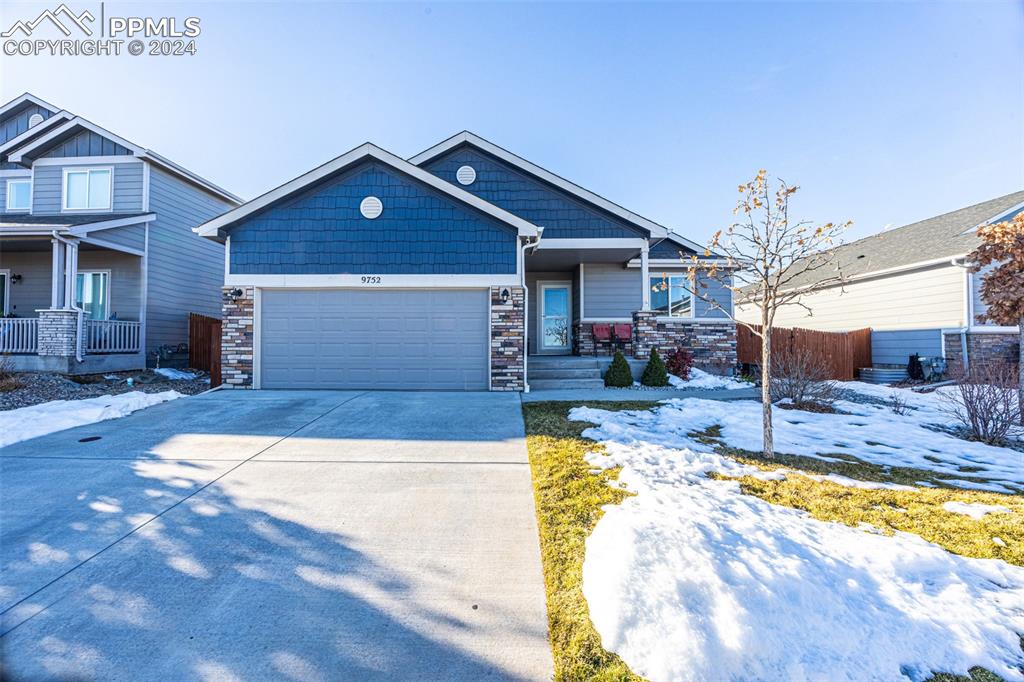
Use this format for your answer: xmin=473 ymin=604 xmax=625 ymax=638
xmin=943 ymin=330 xmax=1021 ymax=374
xmin=221 ymin=286 xmax=254 ymax=388
xmin=632 ymin=310 xmax=736 ymax=371
xmin=490 ymin=286 xmax=525 ymax=391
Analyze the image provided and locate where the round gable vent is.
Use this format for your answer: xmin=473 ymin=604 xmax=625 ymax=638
xmin=456 ymin=165 xmax=477 ymax=186
xmin=360 ymin=196 xmax=383 ymax=219
xmin=28 ymin=113 xmax=44 ymax=127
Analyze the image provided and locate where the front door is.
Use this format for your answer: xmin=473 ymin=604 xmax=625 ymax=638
xmin=538 ymin=282 xmax=572 ymax=353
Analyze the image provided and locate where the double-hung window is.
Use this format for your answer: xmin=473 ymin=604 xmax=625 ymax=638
xmin=6 ymin=179 xmax=31 ymax=212
xmin=63 ymin=168 xmax=112 ymax=211
xmin=649 ymin=274 xmax=694 ymax=318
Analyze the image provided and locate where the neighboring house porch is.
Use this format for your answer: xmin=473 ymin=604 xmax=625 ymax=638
xmin=1 ymin=225 xmax=147 ymax=374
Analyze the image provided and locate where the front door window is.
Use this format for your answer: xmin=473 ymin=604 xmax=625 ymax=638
xmin=75 ymin=271 xmax=109 ymax=320
xmin=540 ymin=283 xmax=571 ymax=352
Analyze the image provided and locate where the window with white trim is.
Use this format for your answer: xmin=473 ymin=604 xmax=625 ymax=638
xmin=6 ymin=179 xmax=31 ymax=211
xmin=75 ymin=271 xmax=110 ymax=320
xmin=650 ymin=274 xmax=694 ymax=318
xmin=63 ymin=168 xmax=112 ymax=211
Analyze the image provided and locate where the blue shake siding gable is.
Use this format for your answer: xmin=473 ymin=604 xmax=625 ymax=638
xmin=41 ymin=129 xmax=134 ymax=158
xmin=228 ymin=161 xmax=518 ymax=275
xmin=422 ymin=145 xmax=646 ymax=239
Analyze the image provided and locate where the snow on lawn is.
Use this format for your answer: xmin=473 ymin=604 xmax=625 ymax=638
xmin=643 ymin=386 xmax=1024 ymax=492
xmin=668 ymin=368 xmax=749 ymax=390
xmin=154 ymin=367 xmax=198 ymax=380
xmin=0 ymin=391 xmax=182 ymax=448
xmin=571 ymin=403 xmax=1024 ymax=681
xmin=943 ymin=501 xmax=1012 ymax=520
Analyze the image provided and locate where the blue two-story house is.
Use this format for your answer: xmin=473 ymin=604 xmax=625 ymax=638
xmin=0 ymin=93 xmax=241 ymax=373
xmin=197 ymin=132 xmax=735 ymax=391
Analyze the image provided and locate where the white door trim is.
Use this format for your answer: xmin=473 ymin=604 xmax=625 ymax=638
xmin=537 ymin=280 xmax=572 ymax=353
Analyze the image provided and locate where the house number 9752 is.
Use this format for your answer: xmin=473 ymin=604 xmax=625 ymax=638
xmin=360 ymin=276 xmax=382 ymax=284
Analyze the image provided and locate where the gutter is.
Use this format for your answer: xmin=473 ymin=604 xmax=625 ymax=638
xmin=520 ymin=227 xmax=544 ymax=393
xmin=949 ymin=256 xmax=971 ymax=372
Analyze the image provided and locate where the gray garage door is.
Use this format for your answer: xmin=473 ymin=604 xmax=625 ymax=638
xmin=260 ymin=289 xmax=489 ymax=390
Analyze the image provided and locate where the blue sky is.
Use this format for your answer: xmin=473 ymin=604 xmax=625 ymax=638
xmin=1 ymin=1 xmax=1021 ymax=245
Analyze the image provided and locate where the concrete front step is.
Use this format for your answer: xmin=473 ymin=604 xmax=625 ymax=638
xmin=528 ymin=356 xmax=600 ymax=368
xmin=528 ymin=378 xmax=606 ymax=390
xmin=527 ymin=367 xmax=602 ymax=380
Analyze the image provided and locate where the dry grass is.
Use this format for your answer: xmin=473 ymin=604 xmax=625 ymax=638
xmin=0 ymin=356 xmax=22 ymax=393
xmin=523 ymin=401 xmax=655 ymax=682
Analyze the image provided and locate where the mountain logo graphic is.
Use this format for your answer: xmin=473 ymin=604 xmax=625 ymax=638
xmin=2 ymin=4 xmax=95 ymax=38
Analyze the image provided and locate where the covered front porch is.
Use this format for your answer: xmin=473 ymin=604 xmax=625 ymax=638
xmin=0 ymin=234 xmax=144 ymax=374
xmin=525 ymin=238 xmax=652 ymax=357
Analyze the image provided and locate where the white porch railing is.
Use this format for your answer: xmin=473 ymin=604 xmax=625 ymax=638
xmin=85 ymin=320 xmax=141 ymax=354
xmin=0 ymin=318 xmax=39 ymax=354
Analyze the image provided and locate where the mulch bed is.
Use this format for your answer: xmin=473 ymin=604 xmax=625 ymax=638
xmin=0 ymin=369 xmax=211 ymax=411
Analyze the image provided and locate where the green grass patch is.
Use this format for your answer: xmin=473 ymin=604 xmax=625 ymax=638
xmin=523 ymin=401 xmax=655 ymax=682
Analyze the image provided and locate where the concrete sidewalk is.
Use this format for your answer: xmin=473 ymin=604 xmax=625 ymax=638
xmin=521 ymin=386 xmax=758 ymax=402
xmin=1 ymin=390 xmax=552 ymax=681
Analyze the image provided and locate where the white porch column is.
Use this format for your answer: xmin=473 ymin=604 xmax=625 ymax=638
xmin=63 ymin=239 xmax=79 ymax=309
xmin=640 ymin=242 xmax=650 ymax=310
xmin=50 ymin=238 xmax=65 ymax=308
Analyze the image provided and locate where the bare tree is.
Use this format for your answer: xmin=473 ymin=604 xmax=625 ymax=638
xmin=678 ymin=170 xmax=851 ymax=457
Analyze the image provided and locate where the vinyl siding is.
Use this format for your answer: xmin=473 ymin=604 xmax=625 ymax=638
xmin=0 ymin=104 xmax=53 ymax=145
xmin=422 ymin=145 xmax=646 ymax=239
xmin=871 ymin=329 xmax=943 ymax=365
xmin=40 ymin=130 xmax=133 ymax=158
xmin=527 ymin=271 xmax=576 ymax=355
xmin=735 ymin=263 xmax=966 ymax=331
xmin=582 ymin=263 xmax=641 ymax=319
xmin=90 ymin=224 xmax=147 ymax=252
xmin=31 ymin=161 xmax=144 ymax=214
xmin=970 ymin=262 xmax=1011 ymax=327
xmin=145 ymin=167 xmax=232 ymax=353
xmin=228 ymin=161 xmax=517 ymax=275
xmin=692 ymin=271 xmax=731 ymax=318
xmin=0 ymin=249 xmax=141 ymax=318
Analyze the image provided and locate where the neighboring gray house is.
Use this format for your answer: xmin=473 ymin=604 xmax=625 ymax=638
xmin=735 ymin=191 xmax=1024 ymax=370
xmin=197 ymin=132 xmax=735 ymax=391
xmin=0 ymin=93 xmax=241 ymax=373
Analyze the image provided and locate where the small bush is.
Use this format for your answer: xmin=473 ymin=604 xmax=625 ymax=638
xmin=666 ymin=347 xmax=693 ymax=380
xmin=641 ymin=348 xmax=670 ymax=387
xmin=604 ymin=351 xmax=633 ymax=387
xmin=939 ymin=363 xmax=1022 ymax=445
xmin=889 ymin=391 xmax=911 ymax=416
xmin=0 ymin=355 xmax=22 ymax=393
xmin=770 ymin=349 xmax=838 ymax=408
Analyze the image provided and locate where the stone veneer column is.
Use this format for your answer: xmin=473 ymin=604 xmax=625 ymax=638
xmin=222 ymin=287 xmax=254 ymax=388
xmin=490 ymin=286 xmax=525 ymax=391
xmin=631 ymin=310 xmax=659 ymax=359
xmin=36 ymin=309 xmax=79 ymax=356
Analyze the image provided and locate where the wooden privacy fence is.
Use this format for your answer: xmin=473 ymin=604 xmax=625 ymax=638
xmin=736 ymin=325 xmax=872 ymax=381
xmin=189 ymin=313 xmax=222 ymax=388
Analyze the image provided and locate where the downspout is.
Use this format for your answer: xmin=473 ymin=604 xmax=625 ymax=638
xmin=951 ymin=256 xmax=970 ymax=373
xmin=52 ymin=231 xmax=85 ymax=363
xmin=520 ymin=227 xmax=544 ymax=393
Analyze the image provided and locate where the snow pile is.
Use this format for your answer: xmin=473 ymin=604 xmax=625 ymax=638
xmin=570 ymin=404 xmax=1024 ymax=681
xmin=154 ymin=368 xmax=197 ymax=380
xmin=636 ymin=391 xmax=1024 ymax=492
xmin=668 ymin=368 xmax=748 ymax=390
xmin=0 ymin=391 xmax=182 ymax=448
xmin=943 ymin=501 xmax=1011 ymax=520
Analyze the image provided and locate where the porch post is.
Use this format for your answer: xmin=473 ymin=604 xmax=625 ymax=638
xmin=640 ymin=241 xmax=650 ymax=310
xmin=50 ymin=238 xmax=64 ymax=308
xmin=63 ymin=240 xmax=79 ymax=309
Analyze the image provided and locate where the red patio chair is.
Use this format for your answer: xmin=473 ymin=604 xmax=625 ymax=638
xmin=592 ymin=324 xmax=612 ymax=356
xmin=612 ymin=323 xmax=633 ymax=352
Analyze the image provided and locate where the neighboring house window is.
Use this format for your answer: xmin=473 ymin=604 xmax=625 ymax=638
xmin=6 ymin=179 xmax=30 ymax=211
xmin=63 ymin=168 xmax=112 ymax=211
xmin=75 ymin=271 xmax=110 ymax=320
xmin=650 ymin=274 xmax=694 ymax=317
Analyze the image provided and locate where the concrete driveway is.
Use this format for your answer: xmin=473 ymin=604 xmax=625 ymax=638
xmin=0 ymin=391 xmax=552 ymax=681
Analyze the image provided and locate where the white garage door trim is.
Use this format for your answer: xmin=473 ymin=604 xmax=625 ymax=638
xmin=253 ymin=287 xmax=491 ymax=390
